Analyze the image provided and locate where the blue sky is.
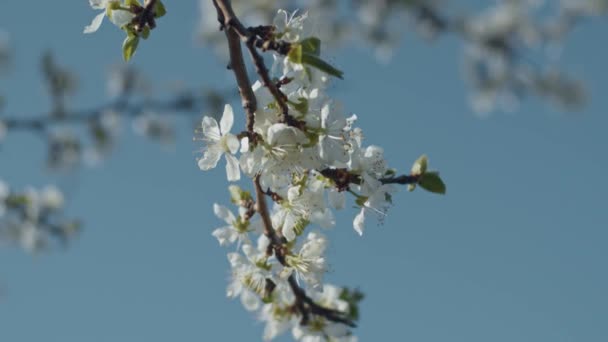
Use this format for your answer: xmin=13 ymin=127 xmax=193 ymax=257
xmin=1 ymin=1 xmax=607 ymax=341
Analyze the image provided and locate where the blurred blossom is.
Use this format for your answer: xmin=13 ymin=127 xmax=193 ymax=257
xmin=132 ymin=112 xmax=176 ymax=145
xmin=0 ymin=180 xmax=79 ymax=254
xmin=84 ymin=110 xmax=123 ymax=166
xmin=47 ymin=131 xmax=82 ymax=169
xmin=106 ymin=65 xmax=149 ymax=98
xmin=198 ymin=0 xmax=605 ymax=113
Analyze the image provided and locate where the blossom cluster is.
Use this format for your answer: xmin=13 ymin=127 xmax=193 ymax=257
xmin=198 ymin=0 xmax=608 ymax=113
xmin=0 ymin=180 xmax=80 ymax=253
xmin=459 ymin=0 xmax=606 ymax=113
xmin=199 ymin=9 xmax=443 ymax=341
xmin=84 ymin=0 xmax=167 ymax=61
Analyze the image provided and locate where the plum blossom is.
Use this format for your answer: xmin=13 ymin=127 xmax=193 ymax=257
xmin=353 ymin=175 xmax=396 ymax=236
xmin=84 ymin=0 xmax=135 ymax=34
xmin=198 ymin=104 xmax=241 ymax=181
xmin=211 ymin=203 xmax=255 ymax=247
xmin=284 ymin=231 xmax=328 ymax=289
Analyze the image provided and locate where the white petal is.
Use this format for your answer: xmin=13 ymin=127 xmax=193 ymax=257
xmin=213 ymin=204 xmax=236 ymax=224
xmin=108 ymin=9 xmax=135 ymax=28
xmin=198 ymin=147 xmax=222 ymax=170
xmin=225 ymin=154 xmax=241 ymax=182
xmin=240 ymin=136 xmax=249 ymax=153
xmin=311 ymin=209 xmax=335 ymax=229
xmin=282 ymin=214 xmax=297 ymax=241
xmin=241 ymin=290 xmax=260 ymax=311
xmin=267 ymin=123 xmax=307 ymax=146
xmin=353 ymin=209 xmax=365 ymax=236
xmin=220 ymin=104 xmax=234 ymax=134
xmin=225 ymin=134 xmax=240 ymax=154
xmin=201 ymin=116 xmax=221 ymax=141
xmin=212 ymin=227 xmax=237 ymax=246
xmin=83 ymin=12 xmax=106 ymax=34
xmin=89 ymin=0 xmax=107 ymax=10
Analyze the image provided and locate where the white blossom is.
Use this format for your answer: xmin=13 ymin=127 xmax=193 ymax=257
xmin=198 ymin=104 xmax=241 ymax=181
xmin=84 ymin=0 xmax=135 ymax=34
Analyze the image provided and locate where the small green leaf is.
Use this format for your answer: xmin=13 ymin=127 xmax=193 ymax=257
xmin=418 ymin=172 xmax=446 ymax=195
xmin=340 ymin=288 xmax=365 ymax=322
xmin=125 ymin=0 xmax=141 ymax=7
xmin=122 ymin=34 xmax=139 ymax=62
xmin=300 ymin=37 xmax=321 ymax=56
xmin=287 ymin=41 xmax=343 ymax=79
xmin=384 ymin=168 xmax=397 ymax=177
xmin=141 ymin=25 xmax=150 ymax=39
xmin=355 ymin=195 xmax=368 ymax=207
xmin=300 ymin=53 xmax=343 ymax=79
xmin=108 ymin=1 xmax=122 ymax=14
xmin=154 ymin=1 xmax=167 ymax=18
xmin=289 ymin=97 xmax=309 ymax=115
xmin=288 ymin=44 xmax=303 ymax=64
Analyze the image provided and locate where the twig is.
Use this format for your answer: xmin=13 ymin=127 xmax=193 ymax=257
xmin=213 ymin=0 xmax=295 ymax=125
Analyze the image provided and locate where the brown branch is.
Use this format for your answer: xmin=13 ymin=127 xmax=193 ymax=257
xmin=320 ymin=168 xmax=420 ymax=191
xmin=213 ymin=0 xmax=256 ymax=133
xmin=212 ymin=0 xmax=355 ymax=328
xmin=213 ymin=0 xmax=296 ymax=126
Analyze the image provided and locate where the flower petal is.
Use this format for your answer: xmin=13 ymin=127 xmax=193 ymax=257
xmin=282 ymin=213 xmax=297 ymax=241
xmin=198 ymin=147 xmax=222 ymax=170
xmin=201 ymin=116 xmax=221 ymax=141
xmin=311 ymin=209 xmax=335 ymax=229
xmin=213 ymin=203 xmax=236 ymax=224
xmin=84 ymin=12 xmax=106 ymax=34
xmin=225 ymin=154 xmax=241 ymax=181
xmin=225 ymin=134 xmax=240 ymax=154
xmin=89 ymin=0 xmax=107 ymax=10
xmin=212 ymin=226 xmax=238 ymax=246
xmin=108 ymin=9 xmax=135 ymax=29
xmin=240 ymin=290 xmax=260 ymax=312
xmin=353 ymin=209 xmax=365 ymax=236
xmin=219 ymin=104 xmax=234 ymax=134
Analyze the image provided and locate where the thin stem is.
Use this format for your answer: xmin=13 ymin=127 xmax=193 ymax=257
xmin=213 ymin=0 xmax=294 ymax=125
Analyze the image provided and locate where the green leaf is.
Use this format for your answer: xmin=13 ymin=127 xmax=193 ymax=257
xmin=340 ymin=288 xmax=365 ymax=322
xmin=125 ymin=0 xmax=141 ymax=7
xmin=300 ymin=37 xmax=321 ymax=56
xmin=355 ymin=195 xmax=368 ymax=207
xmin=289 ymin=97 xmax=309 ymax=115
xmin=288 ymin=44 xmax=303 ymax=64
xmin=122 ymin=34 xmax=139 ymax=62
xmin=300 ymin=53 xmax=344 ymax=79
xmin=418 ymin=172 xmax=446 ymax=195
xmin=288 ymin=42 xmax=343 ymax=79
xmin=141 ymin=25 xmax=150 ymax=39
xmin=155 ymin=1 xmax=167 ymax=18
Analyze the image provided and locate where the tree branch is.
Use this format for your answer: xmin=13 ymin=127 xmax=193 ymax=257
xmin=213 ymin=0 xmax=295 ymax=126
